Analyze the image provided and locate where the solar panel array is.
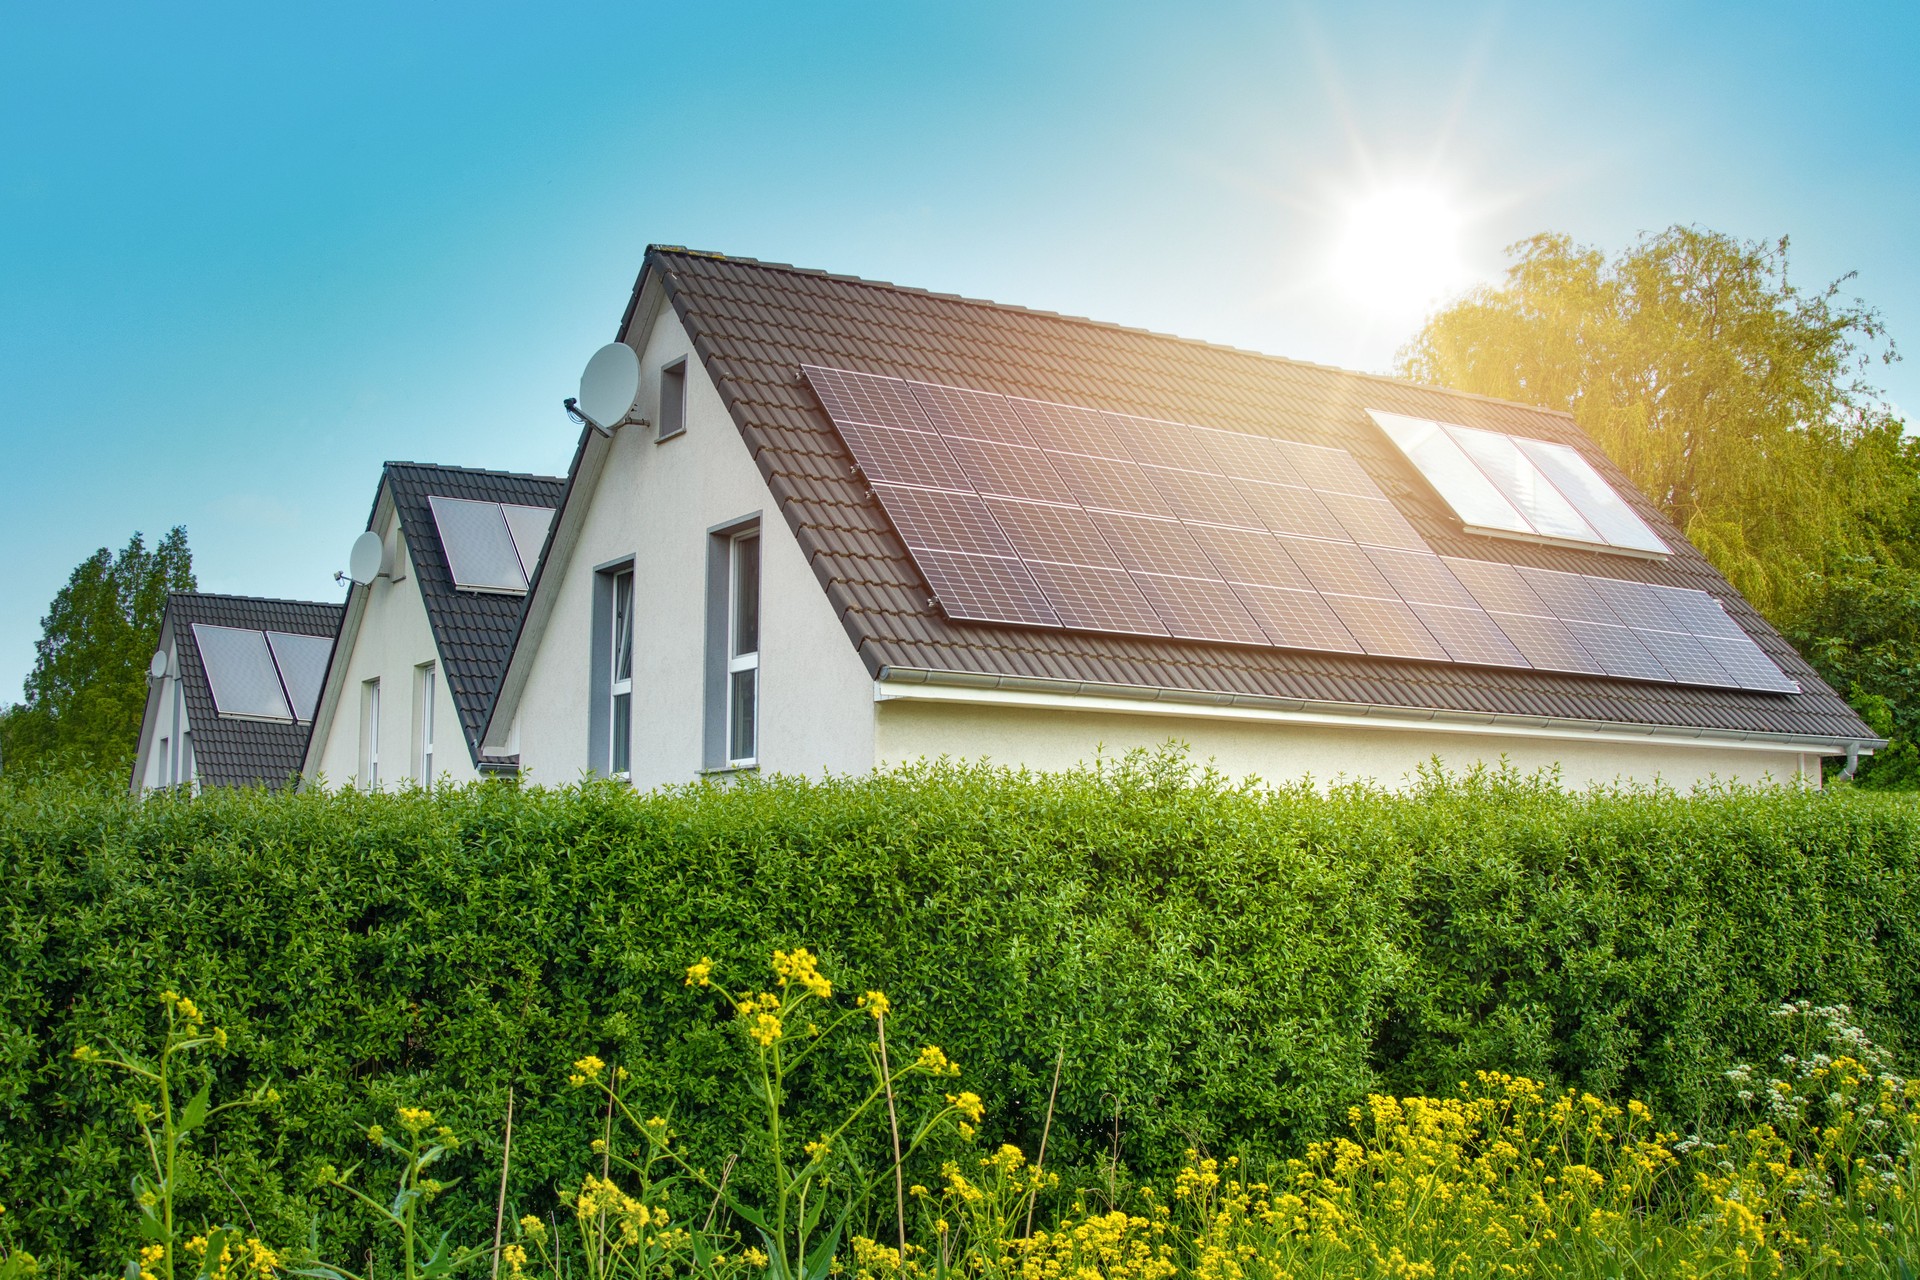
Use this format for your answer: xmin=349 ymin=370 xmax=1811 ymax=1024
xmin=801 ymin=365 xmax=1799 ymax=694
xmin=192 ymin=624 xmax=335 ymax=722
xmin=429 ymin=497 xmax=555 ymax=593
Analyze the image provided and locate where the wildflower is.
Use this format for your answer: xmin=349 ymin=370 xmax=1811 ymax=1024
xmin=72 ymin=1044 xmax=99 ymax=1063
xmin=366 ymin=1124 xmax=386 ymax=1144
xmin=916 ymin=1045 xmax=958 ymax=1076
xmin=859 ymin=990 xmax=891 ymax=1019
xmin=748 ymin=1012 xmax=783 ymax=1046
xmin=591 ymin=1138 xmax=607 ymax=1154
xmin=805 ymin=1137 xmax=832 ymax=1160
xmin=397 ymin=1106 xmax=434 ymax=1134
xmin=518 ymin=1215 xmax=547 ymax=1243
xmin=947 ymin=1091 xmax=984 ymax=1122
xmin=772 ymin=948 xmax=834 ymax=999
xmin=686 ymin=958 xmax=713 ymax=987
xmin=502 ymin=1244 xmax=528 ymax=1277
xmin=744 ymin=1247 xmax=770 ymax=1269
xmin=574 ymin=1054 xmax=606 ymax=1080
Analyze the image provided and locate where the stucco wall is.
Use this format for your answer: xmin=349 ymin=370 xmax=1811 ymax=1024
xmin=872 ymin=693 xmax=1817 ymax=790
xmin=309 ymin=517 xmax=475 ymax=788
xmin=508 ymin=305 xmax=876 ymax=789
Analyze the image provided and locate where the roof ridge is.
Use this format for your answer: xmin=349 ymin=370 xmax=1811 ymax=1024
xmin=384 ymin=460 xmax=567 ymax=484
xmin=646 ymin=246 xmax=1579 ymax=423
xmin=172 ymin=590 xmax=343 ymax=610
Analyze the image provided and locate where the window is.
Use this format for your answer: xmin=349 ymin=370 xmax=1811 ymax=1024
xmin=610 ymin=568 xmax=634 ymax=776
xmin=727 ymin=532 xmax=760 ymax=766
xmin=658 ymin=358 xmax=687 ymax=441
xmin=361 ymin=678 xmax=381 ymax=788
xmin=414 ymin=662 xmax=437 ymax=787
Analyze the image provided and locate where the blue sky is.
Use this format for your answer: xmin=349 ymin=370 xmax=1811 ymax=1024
xmin=2 ymin=1 xmax=1916 ymax=698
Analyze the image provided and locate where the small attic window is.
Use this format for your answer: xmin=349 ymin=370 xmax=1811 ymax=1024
xmin=658 ymin=358 xmax=687 ymax=442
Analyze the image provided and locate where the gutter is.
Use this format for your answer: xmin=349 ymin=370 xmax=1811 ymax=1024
xmin=872 ymin=666 xmax=1885 ymax=759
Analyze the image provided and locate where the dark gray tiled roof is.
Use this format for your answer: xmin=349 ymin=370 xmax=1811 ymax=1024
xmin=164 ymin=592 xmax=343 ymax=790
xmin=643 ymin=247 xmax=1873 ymax=744
xmin=381 ymin=462 xmax=566 ymax=764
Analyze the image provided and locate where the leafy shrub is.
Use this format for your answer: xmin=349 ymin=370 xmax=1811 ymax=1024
xmin=3 ymin=754 xmax=1918 ymax=1275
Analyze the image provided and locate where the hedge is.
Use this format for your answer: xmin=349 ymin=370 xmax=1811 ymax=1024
xmin=3 ymin=751 xmax=1918 ymax=1276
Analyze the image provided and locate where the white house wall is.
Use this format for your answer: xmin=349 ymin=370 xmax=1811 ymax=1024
xmin=309 ymin=517 xmax=475 ymax=788
xmin=509 ymin=306 xmax=876 ymax=788
xmin=135 ymin=630 xmax=194 ymax=792
xmin=872 ymin=694 xmax=1814 ymax=790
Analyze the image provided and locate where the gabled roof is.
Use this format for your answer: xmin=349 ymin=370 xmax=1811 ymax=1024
xmin=149 ymin=592 xmax=343 ymax=790
xmin=638 ymin=247 xmax=1875 ymax=748
xmin=378 ymin=462 xmax=566 ymax=763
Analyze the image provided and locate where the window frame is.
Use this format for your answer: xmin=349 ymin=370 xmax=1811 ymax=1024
xmin=703 ymin=514 xmax=762 ymax=772
xmin=414 ymin=661 xmax=437 ymax=787
xmin=657 ymin=358 xmax=688 ymax=443
xmin=726 ymin=531 xmax=761 ymax=768
xmin=610 ymin=567 xmax=635 ymax=778
xmin=361 ymin=677 xmax=381 ymax=789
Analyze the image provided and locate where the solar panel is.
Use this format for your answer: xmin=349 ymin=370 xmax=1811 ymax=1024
xmin=1515 ymin=437 xmax=1669 ymax=553
xmin=1446 ymin=424 xmax=1603 ymax=543
xmin=908 ymin=380 xmax=1040 ymax=446
xmin=1145 ymin=466 xmax=1265 ymax=529
xmin=1187 ymin=525 xmax=1312 ymax=591
xmin=805 ymin=365 xmax=1800 ymax=693
xmin=1232 ymin=583 xmax=1364 ymax=652
xmin=1319 ymin=493 xmax=1426 ymax=550
xmin=1132 ymin=572 xmax=1271 ymax=645
xmin=430 ymin=496 xmax=530 ymax=592
xmin=502 ymin=504 xmax=555 ymax=579
xmin=873 ymin=484 xmax=1015 ymax=558
xmin=1324 ymin=594 xmax=1451 ymax=661
xmin=1021 ymin=560 xmax=1170 ymax=636
xmin=914 ymin=550 xmax=1061 ymax=627
xmin=1091 ymin=511 xmax=1222 ymax=579
xmin=1045 ymin=451 xmax=1176 ymax=516
xmin=265 ymin=631 xmax=334 ymax=721
xmin=1370 ymin=406 xmax=1673 ymax=556
xmin=944 ymin=436 xmax=1077 ymax=503
xmin=1407 ymin=601 xmax=1531 ymax=668
xmin=1008 ymin=397 xmax=1127 ymax=458
xmin=193 ymin=624 xmax=294 ymax=720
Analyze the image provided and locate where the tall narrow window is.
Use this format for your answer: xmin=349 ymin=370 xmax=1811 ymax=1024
xmin=361 ymin=678 xmax=381 ymax=788
xmin=415 ymin=662 xmax=437 ymax=787
xmin=610 ymin=569 xmax=634 ymax=776
xmin=658 ymin=358 xmax=687 ymax=441
xmin=727 ymin=532 xmax=760 ymax=766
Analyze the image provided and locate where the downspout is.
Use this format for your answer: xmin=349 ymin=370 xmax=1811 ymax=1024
xmin=1840 ymin=742 xmax=1862 ymax=781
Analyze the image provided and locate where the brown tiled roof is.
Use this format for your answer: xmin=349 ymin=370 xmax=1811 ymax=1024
xmin=644 ymin=247 xmax=1874 ymax=745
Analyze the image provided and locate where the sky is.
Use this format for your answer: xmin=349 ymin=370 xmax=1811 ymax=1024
xmin=2 ymin=1 xmax=1917 ymax=698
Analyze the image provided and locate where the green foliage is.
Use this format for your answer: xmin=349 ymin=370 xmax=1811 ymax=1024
xmin=2 ymin=758 xmax=1918 ymax=1277
xmin=0 ymin=528 xmax=195 ymax=781
xmin=1788 ymin=560 xmax=1920 ymax=789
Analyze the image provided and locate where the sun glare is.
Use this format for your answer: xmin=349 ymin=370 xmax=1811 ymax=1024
xmin=1328 ymin=180 xmax=1470 ymax=319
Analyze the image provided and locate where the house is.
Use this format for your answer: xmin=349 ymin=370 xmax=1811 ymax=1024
xmin=302 ymin=462 xmax=565 ymax=788
xmin=131 ymin=592 xmax=343 ymax=793
xmin=468 ymin=247 xmax=1879 ymax=790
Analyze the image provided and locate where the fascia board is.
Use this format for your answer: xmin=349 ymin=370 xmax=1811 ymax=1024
xmin=300 ymin=482 xmax=393 ymax=783
xmin=481 ymin=273 xmax=671 ymax=753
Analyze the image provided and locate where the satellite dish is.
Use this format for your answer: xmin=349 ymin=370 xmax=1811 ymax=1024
xmin=149 ymin=649 xmax=169 ymax=680
xmin=348 ymin=530 xmax=387 ymax=585
xmin=578 ymin=342 xmax=642 ymax=431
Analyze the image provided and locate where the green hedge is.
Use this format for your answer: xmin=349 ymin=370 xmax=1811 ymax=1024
xmin=3 ymin=754 xmax=1918 ymax=1275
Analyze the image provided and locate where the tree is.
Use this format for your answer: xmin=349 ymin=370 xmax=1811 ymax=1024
xmin=0 ymin=528 xmax=195 ymax=779
xmin=1399 ymin=227 xmax=1920 ymax=784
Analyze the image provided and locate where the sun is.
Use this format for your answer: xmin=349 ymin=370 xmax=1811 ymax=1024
xmin=1328 ymin=180 xmax=1471 ymax=319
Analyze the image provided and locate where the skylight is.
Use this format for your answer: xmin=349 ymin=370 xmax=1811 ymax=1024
xmin=1368 ymin=410 xmax=1669 ymax=556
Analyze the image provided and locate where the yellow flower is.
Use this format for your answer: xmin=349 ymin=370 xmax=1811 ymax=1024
xmin=749 ymin=1012 xmax=783 ymax=1047
xmin=958 ymin=1122 xmax=976 ymax=1141
xmin=916 ymin=1046 xmax=959 ymax=1076
xmin=397 ymin=1107 xmax=434 ymax=1134
xmin=947 ymin=1091 xmax=984 ymax=1123
xmin=805 ymin=1137 xmax=832 ymax=1160
xmin=502 ymin=1244 xmax=528 ymax=1277
xmin=744 ymin=1247 xmax=770 ymax=1269
xmin=772 ymin=948 xmax=834 ymax=999
xmin=858 ymin=990 xmax=891 ymax=1019
xmin=367 ymin=1124 xmax=386 ymax=1144
xmin=518 ymin=1214 xmax=547 ymax=1242
xmin=686 ymin=958 xmax=714 ymax=987
xmin=573 ymin=1055 xmax=606 ymax=1079
xmin=72 ymin=1044 xmax=99 ymax=1063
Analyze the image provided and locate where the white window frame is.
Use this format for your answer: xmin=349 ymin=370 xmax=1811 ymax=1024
xmin=414 ymin=661 xmax=437 ymax=787
xmin=610 ymin=568 xmax=634 ymax=778
xmin=726 ymin=531 xmax=760 ymax=768
xmin=362 ymin=678 xmax=381 ymax=788
xmin=658 ymin=357 xmax=687 ymax=442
